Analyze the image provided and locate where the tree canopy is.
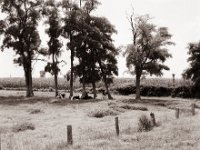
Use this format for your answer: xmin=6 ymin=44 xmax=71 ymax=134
xmin=183 ymin=41 xmax=200 ymax=88
xmin=0 ymin=0 xmax=43 ymax=97
xmin=125 ymin=14 xmax=174 ymax=100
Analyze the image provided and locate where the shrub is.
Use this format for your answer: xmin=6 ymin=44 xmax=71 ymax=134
xmin=140 ymin=86 xmax=172 ymax=97
xmin=138 ymin=115 xmax=152 ymax=132
xmin=12 ymin=122 xmax=35 ymax=132
xmin=0 ymin=85 xmax=4 ymax=90
xmin=88 ymin=109 xmax=118 ymax=118
xmin=171 ymin=86 xmax=193 ymax=98
xmin=115 ymin=85 xmax=136 ymax=95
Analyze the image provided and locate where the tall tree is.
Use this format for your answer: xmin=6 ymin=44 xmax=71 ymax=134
xmin=124 ymin=14 xmax=174 ymax=100
xmin=71 ymin=0 xmax=101 ymax=99
xmin=91 ymin=16 xmax=118 ymax=99
xmin=69 ymin=1 xmax=118 ymax=99
xmin=61 ymin=0 xmax=80 ymax=99
xmin=43 ymin=0 xmax=63 ymax=97
xmin=183 ymin=41 xmax=200 ymax=90
xmin=0 ymin=0 xmax=42 ymax=97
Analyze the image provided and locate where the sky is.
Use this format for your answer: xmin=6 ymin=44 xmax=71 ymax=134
xmin=0 ymin=0 xmax=200 ymax=78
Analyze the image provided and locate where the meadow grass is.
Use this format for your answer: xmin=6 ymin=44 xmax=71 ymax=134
xmin=0 ymin=92 xmax=200 ymax=149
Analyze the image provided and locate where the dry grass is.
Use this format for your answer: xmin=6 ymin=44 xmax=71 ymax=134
xmin=88 ymin=108 xmax=118 ymax=118
xmin=12 ymin=122 xmax=35 ymax=133
xmin=0 ymin=92 xmax=200 ymax=149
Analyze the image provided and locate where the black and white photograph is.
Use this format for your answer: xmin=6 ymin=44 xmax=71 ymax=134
xmin=0 ymin=0 xmax=200 ymax=149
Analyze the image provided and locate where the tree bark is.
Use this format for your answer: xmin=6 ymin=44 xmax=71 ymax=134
xmin=81 ymin=68 xmax=86 ymax=99
xmin=91 ymin=51 xmax=97 ymax=99
xmin=52 ymin=54 xmax=58 ymax=97
xmin=69 ymin=34 xmax=74 ymax=99
xmin=92 ymin=81 xmax=97 ymax=99
xmin=98 ymin=60 xmax=113 ymax=100
xmin=24 ymin=64 xmax=34 ymax=97
xmin=54 ymin=73 xmax=58 ymax=97
xmin=135 ymin=69 xmax=141 ymax=100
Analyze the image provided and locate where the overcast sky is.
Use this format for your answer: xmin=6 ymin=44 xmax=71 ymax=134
xmin=0 ymin=0 xmax=200 ymax=78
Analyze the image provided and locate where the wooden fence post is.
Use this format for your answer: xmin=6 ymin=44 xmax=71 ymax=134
xmin=67 ymin=125 xmax=73 ymax=145
xmin=175 ymin=108 xmax=179 ymax=119
xmin=115 ymin=117 xmax=119 ymax=136
xmin=150 ymin=113 xmax=156 ymax=127
xmin=191 ymin=104 xmax=195 ymax=116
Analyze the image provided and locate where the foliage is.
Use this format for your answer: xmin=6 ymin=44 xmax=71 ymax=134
xmin=0 ymin=0 xmax=43 ymax=97
xmin=183 ymin=41 xmax=200 ymax=88
xmin=124 ymin=14 xmax=174 ymax=100
xmin=43 ymin=0 xmax=63 ymax=97
xmin=61 ymin=0 xmax=118 ymax=99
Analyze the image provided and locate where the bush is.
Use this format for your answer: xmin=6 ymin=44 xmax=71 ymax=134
xmin=115 ymin=85 xmax=136 ymax=95
xmin=140 ymin=86 xmax=172 ymax=97
xmin=138 ymin=115 xmax=152 ymax=132
xmin=12 ymin=122 xmax=35 ymax=132
xmin=88 ymin=109 xmax=118 ymax=118
xmin=0 ymin=85 xmax=4 ymax=90
xmin=171 ymin=86 xmax=193 ymax=98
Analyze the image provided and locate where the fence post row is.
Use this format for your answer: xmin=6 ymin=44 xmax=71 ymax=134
xmin=67 ymin=125 xmax=73 ymax=145
xmin=115 ymin=117 xmax=119 ymax=136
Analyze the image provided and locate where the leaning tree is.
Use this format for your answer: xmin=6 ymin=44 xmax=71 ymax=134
xmin=124 ymin=14 xmax=174 ymax=100
xmin=0 ymin=0 xmax=43 ymax=97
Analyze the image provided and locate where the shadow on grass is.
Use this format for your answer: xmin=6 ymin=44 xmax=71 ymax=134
xmin=0 ymin=96 xmax=105 ymax=106
xmin=0 ymin=96 xmax=50 ymax=105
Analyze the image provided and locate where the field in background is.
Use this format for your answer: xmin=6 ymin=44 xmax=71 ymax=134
xmin=0 ymin=93 xmax=200 ymax=150
xmin=0 ymin=77 xmax=192 ymax=91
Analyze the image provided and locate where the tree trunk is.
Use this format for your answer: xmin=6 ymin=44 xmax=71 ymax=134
xmin=91 ymin=52 xmax=97 ymax=99
xmin=69 ymin=34 xmax=74 ymax=99
xmin=92 ymin=81 xmax=97 ymax=99
xmin=53 ymin=54 xmax=58 ymax=97
xmin=54 ymin=73 xmax=58 ymax=97
xmin=98 ymin=60 xmax=113 ymax=100
xmin=135 ymin=70 xmax=141 ymax=100
xmin=24 ymin=64 xmax=34 ymax=97
xmin=81 ymin=72 xmax=87 ymax=99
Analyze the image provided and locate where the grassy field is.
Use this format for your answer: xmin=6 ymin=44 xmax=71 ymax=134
xmin=0 ymin=91 xmax=200 ymax=150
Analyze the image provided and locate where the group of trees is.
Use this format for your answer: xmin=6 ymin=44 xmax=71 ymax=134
xmin=0 ymin=0 xmax=198 ymax=100
xmin=0 ymin=0 xmax=118 ymax=99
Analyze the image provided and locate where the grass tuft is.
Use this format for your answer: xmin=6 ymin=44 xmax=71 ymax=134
xmin=138 ymin=114 xmax=152 ymax=132
xmin=28 ymin=108 xmax=43 ymax=114
xmin=120 ymin=105 xmax=148 ymax=111
xmin=12 ymin=122 xmax=35 ymax=133
xmin=88 ymin=109 xmax=118 ymax=118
